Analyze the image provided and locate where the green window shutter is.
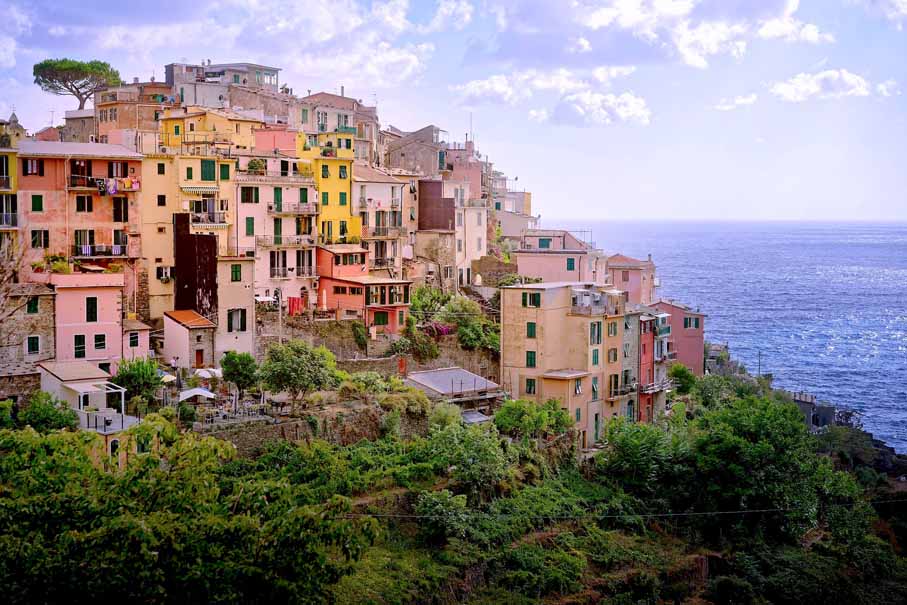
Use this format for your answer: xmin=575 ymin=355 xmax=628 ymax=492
xmin=522 ymin=292 xmax=528 ymax=307
xmin=240 ymin=309 xmax=247 ymax=332
xmin=321 ymin=165 xmax=329 ymax=178
xmin=157 ymin=163 xmax=165 ymax=175
xmin=527 ymin=322 xmax=536 ymax=338
xmin=274 ymin=187 xmax=282 ymax=203
xmin=526 ymin=351 xmax=536 ymax=368
xmin=74 ymin=335 xmax=85 ymax=359
xmin=86 ymin=297 xmax=98 ymax=322
xmin=220 ymin=163 xmax=230 ymax=180
xmin=539 ymin=238 xmax=550 ymax=249
xmin=526 ymin=378 xmax=535 ymax=394
xmin=174 ymin=124 xmax=180 ymax=135
xmin=575 ymin=408 xmax=581 ymax=422
xmin=201 ymin=160 xmax=215 ymax=181
xmin=300 ymin=188 xmax=308 ymax=203
xmin=26 ymin=297 xmax=38 ymax=314
xmin=322 ymin=192 xmax=329 ymax=205
xmin=567 ymin=257 xmax=575 ymax=271
xmin=227 ymin=311 xmax=233 ymax=333
xmin=129 ymin=332 xmax=139 ymax=347
xmin=339 ymin=192 xmax=347 ymax=206
xmin=231 ymin=264 xmax=241 ymax=281
xmin=27 ymin=336 xmax=39 ymax=355
xmin=254 ymin=187 xmax=260 ymax=203
xmin=186 ymin=166 xmax=193 ymax=180
xmin=694 ymin=317 xmax=700 ymax=329
xmin=245 ymin=217 xmax=254 ymax=236
xmin=592 ymin=349 xmax=599 ymax=365
xmin=31 ymin=195 xmax=43 ymax=212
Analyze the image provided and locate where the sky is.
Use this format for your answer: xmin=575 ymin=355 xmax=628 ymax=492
xmin=1 ymin=0 xmax=906 ymax=222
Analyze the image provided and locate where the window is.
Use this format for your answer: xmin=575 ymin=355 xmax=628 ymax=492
xmin=174 ymin=124 xmax=180 ymax=135
xmin=129 ymin=331 xmax=139 ymax=348
xmin=26 ymin=335 xmax=39 ymax=355
xmin=94 ymin=334 xmax=106 ymax=350
xmin=321 ymin=165 xmax=329 ymax=178
xmin=227 ymin=308 xmax=247 ymax=332
xmin=113 ymin=197 xmax=128 ymax=222
xmin=322 ymin=192 xmax=329 ymax=205
xmin=245 ymin=217 xmax=254 ymax=236
xmin=575 ymin=407 xmax=581 ymax=422
xmin=608 ymin=321 xmax=618 ymax=337
xmin=575 ymin=379 xmax=582 ymax=395
xmin=240 ymin=186 xmax=259 ymax=203
xmin=590 ymin=321 xmax=602 ymax=345
xmin=220 ymin=163 xmax=230 ymax=180
xmin=476 ymin=213 xmax=482 ymax=225
xmin=457 ymin=239 xmax=462 ymax=252
xmin=201 ymin=159 xmax=215 ymax=181
xmin=339 ymin=192 xmax=347 ymax=206
xmin=30 ymin=230 xmax=49 ymax=248
xmin=373 ymin=311 xmax=389 ymax=326
xmin=526 ymin=322 xmax=536 ymax=338
xmin=85 ymin=296 xmax=98 ymax=323
xmin=694 ymin=317 xmax=700 ymax=329
xmin=621 ymin=270 xmax=630 ymax=282
xmin=301 ymin=108 xmax=309 ymax=123
xmin=186 ymin=166 xmax=193 ymax=180
xmin=108 ymin=161 xmax=127 ymax=178
xmin=231 ymin=264 xmax=242 ymax=282
xmin=526 ymin=378 xmax=536 ymax=395
xmin=477 ymin=237 xmax=482 ymax=251
xmin=608 ymin=348 xmax=618 ymax=363
xmin=592 ymin=349 xmax=599 ymax=366
xmin=456 ymin=212 xmax=463 ymax=227
xmin=157 ymin=162 xmax=165 ymax=175
xmin=31 ymin=194 xmax=43 ymax=211
xmin=623 ymin=343 xmax=630 ymax=358
xmin=157 ymin=194 xmax=166 ymax=207
xmin=26 ymin=297 xmax=38 ymax=314
xmin=339 ymin=220 xmax=347 ymax=236
xmin=75 ymin=195 xmax=93 ymax=212
xmin=538 ymin=238 xmax=551 ymax=249
xmin=74 ymin=334 xmax=86 ymax=359
xmin=300 ymin=188 xmax=308 ymax=203
xmin=339 ymin=165 xmax=347 ymax=179
xmin=521 ymin=292 xmax=542 ymax=308
xmin=274 ymin=187 xmax=283 ymax=204
xmin=526 ymin=350 xmax=536 ymax=368
xmin=23 ymin=159 xmax=44 ymax=176
xmin=333 ymin=286 xmax=348 ymax=295
xmin=566 ymin=257 xmax=575 ymax=271
xmin=233 ymin=73 xmax=240 ymax=84
xmin=592 ymin=377 xmax=599 ymax=400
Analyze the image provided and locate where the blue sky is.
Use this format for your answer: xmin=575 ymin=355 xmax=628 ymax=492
xmin=2 ymin=0 xmax=906 ymax=221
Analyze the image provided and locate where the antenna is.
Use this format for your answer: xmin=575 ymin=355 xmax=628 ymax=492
xmin=49 ymin=110 xmax=55 ymax=126
xmin=469 ymin=112 xmax=473 ymax=142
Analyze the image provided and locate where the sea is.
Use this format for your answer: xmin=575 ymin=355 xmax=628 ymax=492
xmin=558 ymin=221 xmax=907 ymax=452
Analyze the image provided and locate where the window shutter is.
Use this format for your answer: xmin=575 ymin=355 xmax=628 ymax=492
xmin=522 ymin=292 xmax=527 ymax=307
xmin=227 ymin=311 xmax=233 ymax=332
xmin=38 ymin=159 xmax=44 ymax=176
xmin=240 ymin=309 xmax=247 ymax=332
xmin=300 ymin=188 xmax=307 ymax=203
xmin=108 ymin=162 xmax=114 ymax=178
xmin=254 ymin=187 xmax=259 ymax=203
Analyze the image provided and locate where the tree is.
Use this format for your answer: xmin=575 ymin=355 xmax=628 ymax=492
xmin=668 ymin=363 xmax=696 ymax=395
xmin=437 ymin=295 xmax=484 ymax=329
xmin=111 ymin=358 xmax=162 ymax=403
xmin=410 ymin=285 xmax=452 ymax=323
xmin=33 ymin=59 xmax=122 ymax=109
xmin=18 ymin=391 xmax=77 ymax=433
xmin=259 ymin=339 xmax=334 ymax=410
xmin=221 ymin=351 xmax=258 ymax=399
xmin=430 ymin=423 xmax=509 ymax=502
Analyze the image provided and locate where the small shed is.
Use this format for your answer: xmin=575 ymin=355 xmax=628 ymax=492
xmin=163 ymin=310 xmax=216 ymax=369
xmin=405 ymin=367 xmax=504 ymax=410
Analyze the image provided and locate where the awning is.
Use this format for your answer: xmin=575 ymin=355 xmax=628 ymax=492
xmin=180 ymin=186 xmax=219 ymax=194
xmin=178 ymin=387 xmax=217 ymax=402
xmin=64 ymin=383 xmax=103 ymax=394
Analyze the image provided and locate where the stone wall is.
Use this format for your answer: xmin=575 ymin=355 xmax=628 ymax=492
xmin=470 ymin=255 xmax=517 ymax=287
xmin=0 ymin=372 xmax=40 ymax=403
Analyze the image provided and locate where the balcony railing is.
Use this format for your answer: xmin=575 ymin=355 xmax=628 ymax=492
xmin=267 ymin=202 xmax=317 ymax=215
xmin=255 ymin=234 xmax=314 ymax=247
xmin=68 ymin=174 xmax=97 ymax=189
xmin=0 ymin=213 xmax=17 ymax=227
xmin=72 ymin=244 xmax=128 ymax=258
xmin=370 ymin=257 xmax=392 ymax=269
xmin=68 ymin=175 xmax=140 ymax=191
xmin=317 ymin=123 xmax=328 ymax=132
xmin=236 ymin=169 xmax=314 ymax=183
xmin=270 ymin=267 xmax=289 ymax=279
xmin=570 ymin=304 xmax=621 ymax=316
xmin=335 ymin=126 xmax=357 ymax=134
xmin=221 ymin=246 xmax=255 ymax=258
xmin=607 ymin=383 xmax=637 ymax=400
xmin=191 ymin=212 xmax=227 ymax=225
xmin=0 ymin=175 xmax=10 ymax=189
xmin=641 ymin=378 xmax=675 ymax=394
xmin=295 ymin=266 xmax=316 ymax=278
xmin=363 ymin=226 xmax=402 ymax=239
xmin=657 ymin=325 xmax=671 ymax=337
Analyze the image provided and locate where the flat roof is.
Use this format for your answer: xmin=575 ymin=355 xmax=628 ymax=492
xmin=165 ymin=310 xmax=216 ymax=329
xmin=656 ymin=299 xmax=706 ymax=316
xmin=18 ymin=141 xmax=143 ymax=159
xmin=406 ymin=367 xmax=500 ymax=396
xmin=38 ymin=360 xmax=110 ymax=382
xmin=502 ymin=281 xmax=595 ymax=290
xmin=322 ymin=244 xmax=369 ymax=254
xmin=336 ymin=274 xmax=412 ymax=285
xmin=542 ymin=369 xmax=589 ymax=379
xmin=352 ymin=165 xmax=402 ymax=183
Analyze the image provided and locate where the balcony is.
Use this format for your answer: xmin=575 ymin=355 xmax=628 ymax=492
xmin=570 ymin=303 xmax=621 ymax=316
xmin=317 ymin=123 xmax=328 ymax=132
xmin=0 ymin=175 xmax=10 ymax=190
xmin=267 ymin=202 xmax=318 ymax=215
xmin=68 ymin=174 xmax=97 ymax=190
xmin=362 ymin=226 xmax=402 ymax=239
xmin=295 ymin=265 xmax=316 ymax=278
xmin=657 ymin=325 xmax=671 ymax=337
xmin=68 ymin=175 xmax=140 ymax=192
xmin=255 ymin=234 xmax=314 ymax=248
xmin=221 ymin=246 xmax=256 ymax=258
xmin=607 ymin=384 xmax=637 ymax=401
xmin=370 ymin=257 xmax=393 ymax=269
xmin=641 ymin=378 xmax=675 ymax=394
xmin=191 ymin=212 xmax=227 ymax=225
xmin=335 ymin=126 xmax=357 ymax=134
xmin=72 ymin=244 xmax=128 ymax=258
xmin=0 ymin=213 xmax=17 ymax=228
xmin=236 ymin=169 xmax=314 ymax=184
xmin=270 ymin=267 xmax=289 ymax=279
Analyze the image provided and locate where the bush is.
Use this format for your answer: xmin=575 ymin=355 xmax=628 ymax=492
xmin=498 ymin=544 xmax=586 ymax=597
xmin=437 ymin=296 xmax=484 ymax=329
xmin=402 ymin=317 xmax=439 ymax=362
xmin=177 ymin=403 xmax=196 ymax=423
xmin=706 ymin=575 xmax=756 ymax=605
xmin=338 ymin=381 xmax=366 ymax=402
xmin=429 ymin=403 xmax=462 ymax=430
xmin=351 ymin=322 xmax=368 ymax=351
xmin=668 ymin=363 xmax=696 ymax=395
xmin=305 ymin=391 xmax=339 ymax=408
xmin=349 ymin=372 xmax=390 ymax=394
xmin=495 ymin=399 xmax=572 ymax=438
xmin=387 ymin=336 xmax=412 ymax=357
xmin=0 ymin=399 xmax=13 ymax=429
xmin=410 ymin=285 xmax=452 ymax=324
xmin=19 ymin=392 xmax=78 ymax=433
xmin=457 ymin=322 xmax=485 ymax=350
xmin=378 ymin=388 xmax=431 ymax=416
xmin=415 ymin=490 xmax=471 ymax=543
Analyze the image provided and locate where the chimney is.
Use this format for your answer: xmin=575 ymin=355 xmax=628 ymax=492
xmin=341 ymin=85 xmax=345 ymax=97
xmin=307 ymin=89 xmax=311 ymax=96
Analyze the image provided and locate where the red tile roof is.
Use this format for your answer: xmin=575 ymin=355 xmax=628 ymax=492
xmin=164 ymin=310 xmax=216 ymax=329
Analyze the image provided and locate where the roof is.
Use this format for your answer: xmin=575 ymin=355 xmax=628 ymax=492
xmin=165 ymin=310 xmax=216 ymax=329
xmin=462 ymin=410 xmax=493 ymax=425
xmin=64 ymin=109 xmax=95 ymax=119
xmin=18 ymin=140 xmax=142 ymax=159
xmin=322 ymin=244 xmax=369 ymax=254
xmin=38 ymin=360 xmax=110 ymax=382
xmin=352 ymin=165 xmax=403 ymax=184
xmin=406 ymin=367 xmax=500 ymax=396
xmin=178 ymin=387 xmax=217 ymax=402
xmin=123 ymin=318 xmax=152 ymax=331
xmin=501 ymin=281 xmax=595 ymax=290
xmin=542 ymin=369 xmax=590 ymax=380
xmin=655 ymin=299 xmax=706 ymax=316
xmin=607 ymin=254 xmax=652 ymax=268
xmin=8 ymin=283 xmax=54 ymax=297
xmin=336 ymin=274 xmax=412 ymax=286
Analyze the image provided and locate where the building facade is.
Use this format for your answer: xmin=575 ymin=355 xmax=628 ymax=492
xmin=654 ymin=300 xmax=706 ymax=376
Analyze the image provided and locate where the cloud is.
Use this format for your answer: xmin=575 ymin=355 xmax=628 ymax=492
xmin=854 ymin=0 xmax=907 ymax=27
xmin=550 ymin=90 xmax=652 ymax=126
xmin=714 ymin=93 xmax=758 ymax=111
xmin=592 ymin=65 xmax=637 ymax=83
xmin=452 ymin=65 xmax=635 ymax=106
xmin=0 ymin=3 xmax=31 ymax=68
xmin=877 ymin=79 xmax=901 ymax=96
xmin=528 ymin=108 xmax=549 ymax=122
xmin=672 ymin=20 xmax=748 ymax=68
xmin=451 ymin=73 xmax=530 ymax=106
xmin=758 ymin=17 xmax=835 ymax=43
xmin=417 ymin=0 xmax=474 ymax=34
xmin=770 ymin=69 xmax=871 ymax=102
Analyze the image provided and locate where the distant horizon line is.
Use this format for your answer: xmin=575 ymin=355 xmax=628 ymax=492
xmin=546 ymin=218 xmax=907 ymax=224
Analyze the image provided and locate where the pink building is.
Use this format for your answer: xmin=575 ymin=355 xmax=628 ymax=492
xmin=514 ymin=229 xmax=609 ymax=285
xmin=608 ymin=254 xmax=658 ymax=305
xmin=654 ymin=300 xmax=706 ymax=376
xmin=315 ymin=244 xmax=411 ymax=334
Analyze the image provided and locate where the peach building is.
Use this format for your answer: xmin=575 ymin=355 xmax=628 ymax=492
xmin=315 ymin=245 xmax=411 ymax=334
xmin=353 ymin=165 xmax=405 ymax=276
xmin=513 ymin=230 xmax=609 ymax=286
xmin=608 ymin=254 xmax=659 ymax=305
xmin=500 ymin=282 xmax=629 ymax=448
xmin=654 ymin=300 xmax=706 ymax=376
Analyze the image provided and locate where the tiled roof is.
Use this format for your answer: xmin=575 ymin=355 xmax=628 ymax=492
xmin=607 ymin=254 xmax=651 ymax=268
xmin=123 ymin=318 xmax=153 ymax=331
xmin=352 ymin=165 xmax=402 ymax=183
xmin=18 ymin=140 xmax=142 ymax=159
xmin=164 ymin=310 xmax=216 ymax=329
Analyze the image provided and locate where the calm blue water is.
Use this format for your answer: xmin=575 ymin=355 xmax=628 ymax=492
xmin=559 ymin=221 xmax=907 ymax=452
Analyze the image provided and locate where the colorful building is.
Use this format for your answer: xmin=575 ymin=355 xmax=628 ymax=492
xmin=315 ymin=244 xmax=411 ymax=334
xmin=655 ymin=300 xmax=706 ymax=376
xmin=95 ymin=80 xmax=178 ymax=151
xmin=0 ymin=119 xmax=18 ymax=249
xmin=298 ymin=91 xmax=381 ymax=166
xmin=297 ymin=128 xmax=358 ymax=243
xmin=353 ymin=165 xmax=405 ymax=276
xmin=160 ymin=106 xmax=263 ymax=152
xmin=608 ymin=254 xmax=659 ymax=305
xmin=513 ymin=229 xmax=609 ymax=286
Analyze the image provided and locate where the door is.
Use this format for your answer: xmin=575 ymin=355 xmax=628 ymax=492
xmin=273 ymin=218 xmax=282 ymax=245
xmin=195 ymin=349 xmax=204 ymax=368
xmin=594 ymin=413 xmax=600 ymax=442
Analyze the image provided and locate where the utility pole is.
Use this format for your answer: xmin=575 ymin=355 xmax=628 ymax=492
xmin=275 ymin=289 xmax=283 ymax=344
xmin=757 ymin=350 xmax=762 ymax=377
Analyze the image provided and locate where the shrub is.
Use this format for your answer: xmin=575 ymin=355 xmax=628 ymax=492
xmin=378 ymin=387 xmax=431 ymax=416
xmin=381 ymin=409 xmax=402 ymax=439
xmin=437 ymin=296 xmax=484 ymax=329
xmin=387 ymin=336 xmax=412 ymax=357
xmin=429 ymin=403 xmax=462 ymax=430
xmin=706 ymin=575 xmax=756 ymax=605
xmin=19 ymin=392 xmax=78 ymax=433
xmin=410 ymin=285 xmax=452 ymax=324
xmin=351 ymin=322 xmax=368 ymax=351
xmin=457 ymin=322 xmax=485 ymax=350
xmin=498 ymin=544 xmax=586 ymax=597
xmin=415 ymin=490 xmax=471 ymax=543
xmin=668 ymin=363 xmax=696 ymax=395
xmin=0 ymin=399 xmax=13 ymax=429
xmin=305 ymin=391 xmax=339 ymax=408
xmin=495 ymin=399 xmax=572 ymax=438
xmin=349 ymin=371 xmax=390 ymax=394
xmin=402 ymin=317 xmax=439 ymax=361
xmin=177 ymin=403 xmax=196 ymax=423
xmin=338 ymin=381 xmax=366 ymax=402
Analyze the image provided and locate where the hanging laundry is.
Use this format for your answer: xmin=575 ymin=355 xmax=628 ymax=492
xmin=96 ymin=179 xmax=107 ymax=196
xmin=122 ymin=177 xmax=132 ymax=190
xmin=107 ymin=178 xmax=118 ymax=195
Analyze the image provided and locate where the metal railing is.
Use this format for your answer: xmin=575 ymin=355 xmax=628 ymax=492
xmin=191 ymin=212 xmax=227 ymax=224
xmin=657 ymin=325 xmax=671 ymax=337
xmin=570 ymin=304 xmax=621 ymax=316
xmin=270 ymin=267 xmax=289 ymax=278
xmin=0 ymin=213 xmax=17 ymax=227
xmin=295 ymin=266 xmax=316 ymax=277
xmin=607 ymin=384 xmax=637 ymax=400
xmin=221 ymin=246 xmax=255 ymax=258
xmin=69 ymin=174 xmax=97 ymax=188
xmin=236 ymin=169 xmax=314 ymax=182
xmin=0 ymin=175 xmax=10 ymax=189
xmin=363 ymin=226 xmax=402 ymax=238
xmin=72 ymin=244 xmax=128 ymax=257
xmin=370 ymin=257 xmax=392 ymax=268
xmin=335 ymin=126 xmax=357 ymax=134
xmin=255 ymin=234 xmax=313 ymax=247
xmin=267 ymin=202 xmax=317 ymax=215
xmin=640 ymin=378 xmax=675 ymax=394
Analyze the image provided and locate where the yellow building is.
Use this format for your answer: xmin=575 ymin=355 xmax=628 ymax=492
xmin=139 ymin=152 xmax=237 ymax=321
xmin=160 ymin=106 xmax=262 ymax=151
xmin=297 ymin=129 xmax=359 ymax=243
xmin=0 ymin=119 xmax=18 ymax=247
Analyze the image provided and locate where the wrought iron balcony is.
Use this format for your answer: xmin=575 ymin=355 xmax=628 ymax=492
xmin=370 ymin=257 xmax=393 ymax=269
xmin=0 ymin=175 xmax=10 ymax=189
xmin=256 ymin=234 xmax=314 ymax=247
xmin=267 ymin=202 xmax=317 ymax=215
xmin=270 ymin=267 xmax=289 ymax=279
xmin=0 ymin=213 xmax=17 ymax=227
xmin=191 ymin=212 xmax=227 ymax=225
xmin=72 ymin=244 xmax=128 ymax=258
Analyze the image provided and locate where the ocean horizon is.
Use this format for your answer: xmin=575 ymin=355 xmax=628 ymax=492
xmin=554 ymin=219 xmax=907 ymax=452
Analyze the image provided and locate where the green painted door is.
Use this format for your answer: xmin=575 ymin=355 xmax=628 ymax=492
xmin=273 ymin=218 xmax=282 ymax=245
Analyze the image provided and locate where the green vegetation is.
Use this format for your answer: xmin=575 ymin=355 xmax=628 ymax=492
xmin=16 ymin=392 xmax=78 ymax=433
xmin=112 ymin=357 xmax=163 ymax=403
xmin=33 ymin=58 xmax=122 ymax=109
xmin=668 ymin=362 xmax=697 ymax=394
xmin=220 ymin=350 xmax=258 ymax=398
xmin=410 ymin=284 xmax=452 ymax=323
xmin=259 ymin=339 xmax=337 ymax=410
xmin=494 ymin=398 xmax=572 ymax=439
